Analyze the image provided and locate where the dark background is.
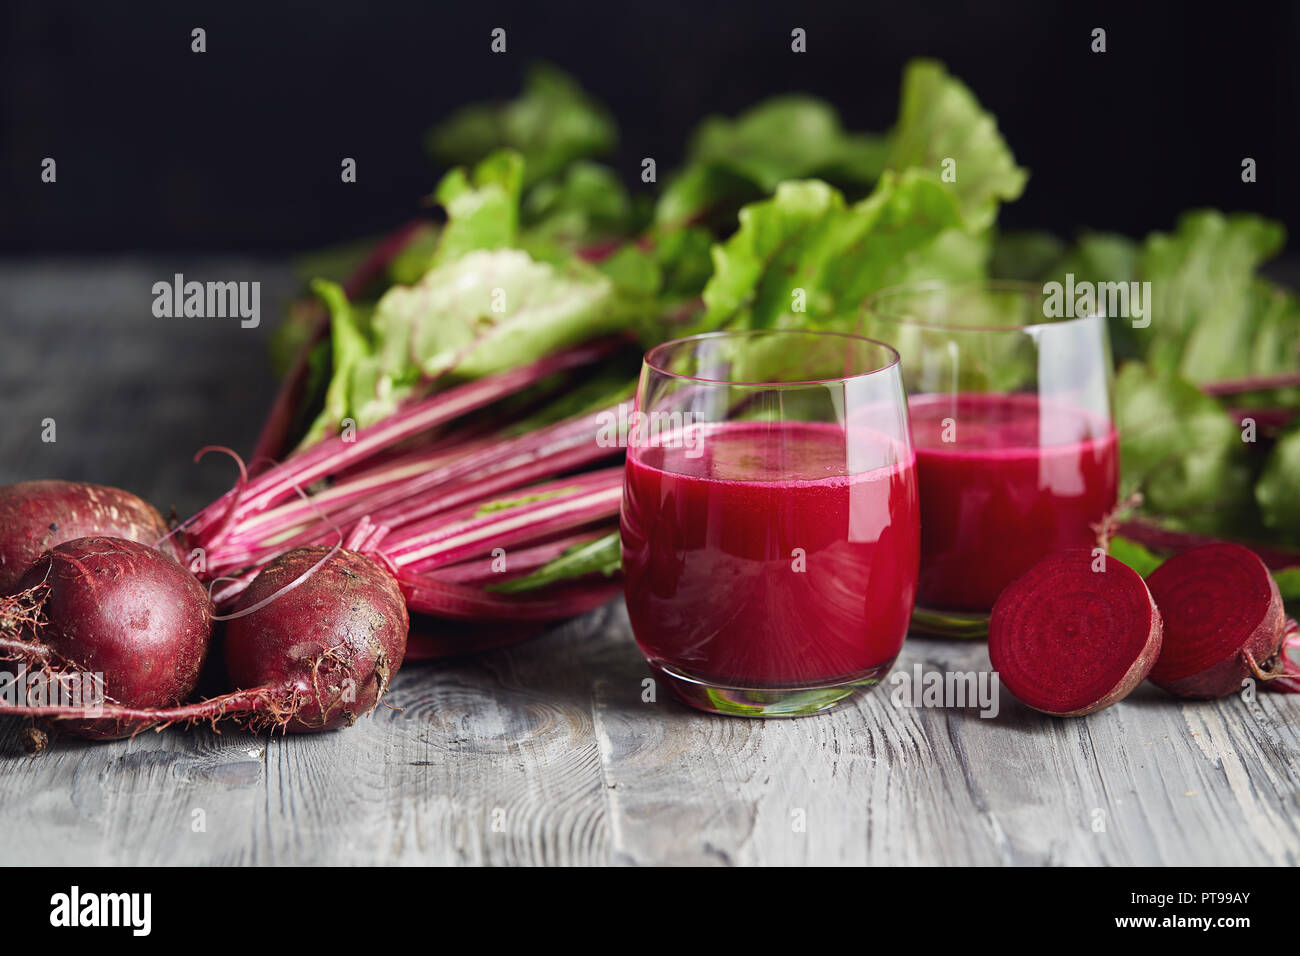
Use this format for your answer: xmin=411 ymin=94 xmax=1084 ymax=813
xmin=2 ymin=0 xmax=1296 ymax=254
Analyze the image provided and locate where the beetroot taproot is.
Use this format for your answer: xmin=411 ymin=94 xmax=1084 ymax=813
xmin=989 ymin=549 xmax=1163 ymax=716
xmin=0 ymin=536 xmax=213 ymax=738
xmin=220 ymin=546 xmax=408 ymax=731
xmin=0 ymin=546 xmax=407 ymax=737
xmin=0 ymin=481 xmax=173 ymax=593
xmin=1145 ymin=543 xmax=1286 ymax=699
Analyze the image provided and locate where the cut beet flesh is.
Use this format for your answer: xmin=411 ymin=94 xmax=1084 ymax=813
xmin=989 ymin=549 xmax=1163 ymax=716
xmin=1145 ymin=543 xmax=1285 ymax=699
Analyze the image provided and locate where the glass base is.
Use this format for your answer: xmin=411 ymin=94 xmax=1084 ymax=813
xmin=909 ymin=605 xmax=990 ymax=639
xmin=647 ymin=659 xmax=896 ymax=718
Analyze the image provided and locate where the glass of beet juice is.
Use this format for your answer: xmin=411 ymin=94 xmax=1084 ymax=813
xmin=861 ymin=281 xmax=1118 ymax=638
xmin=620 ymin=330 xmax=920 ymax=717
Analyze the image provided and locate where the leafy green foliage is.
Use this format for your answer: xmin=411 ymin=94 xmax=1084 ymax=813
xmin=654 ymin=96 xmax=888 ymax=228
xmin=1113 ymin=361 xmax=1253 ymax=530
xmin=697 ymin=171 xmax=969 ymax=332
xmin=885 ymin=59 xmax=1028 ymax=231
xmin=426 ymin=64 xmax=616 ymax=188
xmin=1258 ymin=425 xmax=1300 ymax=536
xmin=1138 ymin=211 xmax=1288 ymax=382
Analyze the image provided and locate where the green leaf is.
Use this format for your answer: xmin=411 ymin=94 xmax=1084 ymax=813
xmin=386 ymin=224 xmax=442 ymax=286
xmin=686 ymin=95 xmax=888 ymax=193
xmin=431 ymin=150 xmax=525 ymax=266
xmin=1113 ymin=361 xmax=1252 ymax=528
xmin=426 ymin=64 xmax=616 ymax=188
xmin=1107 ymin=535 xmax=1166 ymax=577
xmin=885 ymin=59 xmax=1028 ymax=231
xmin=488 ymin=531 xmax=621 ymax=593
xmin=1273 ymin=566 xmax=1300 ymax=604
xmin=654 ymin=95 xmax=887 ymax=229
xmin=652 ymin=225 xmax=715 ymax=299
xmin=304 ymin=249 xmax=632 ymax=436
xmin=697 ymin=169 xmax=968 ymax=332
xmin=1257 ymin=425 xmax=1300 ymax=536
xmin=300 ymin=280 xmax=379 ymax=446
xmin=1138 ymin=210 xmax=1287 ymax=380
xmin=375 ymin=249 xmax=623 ymax=382
xmin=522 ymin=161 xmax=636 ymax=245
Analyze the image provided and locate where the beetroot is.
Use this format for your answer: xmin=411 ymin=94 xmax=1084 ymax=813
xmin=0 ymin=480 xmax=173 ymax=593
xmin=1145 ymin=543 xmax=1287 ymax=699
xmin=220 ymin=546 xmax=409 ymax=732
xmin=0 ymin=546 xmax=407 ymax=737
xmin=0 ymin=536 xmax=213 ymax=739
xmin=989 ymin=549 xmax=1163 ymax=716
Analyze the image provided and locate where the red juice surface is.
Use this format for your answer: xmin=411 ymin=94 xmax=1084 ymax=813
xmin=621 ymin=421 xmax=919 ymax=688
xmin=909 ymin=393 xmax=1119 ymax=613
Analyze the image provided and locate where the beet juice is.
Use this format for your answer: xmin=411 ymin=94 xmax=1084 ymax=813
xmin=909 ymin=393 xmax=1119 ymax=613
xmin=621 ymin=421 xmax=920 ymax=694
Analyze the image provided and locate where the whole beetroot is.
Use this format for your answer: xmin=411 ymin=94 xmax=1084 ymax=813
xmin=0 ymin=481 xmax=173 ymax=593
xmin=223 ymin=546 xmax=409 ymax=732
xmin=3 ymin=536 xmax=214 ymax=738
xmin=0 ymin=546 xmax=407 ymax=739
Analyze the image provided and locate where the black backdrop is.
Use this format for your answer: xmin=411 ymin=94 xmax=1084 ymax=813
xmin=3 ymin=0 xmax=1296 ymax=253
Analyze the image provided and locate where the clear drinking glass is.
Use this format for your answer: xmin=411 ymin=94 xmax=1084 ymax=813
xmin=861 ymin=281 xmax=1118 ymax=638
xmin=620 ymin=330 xmax=920 ymax=717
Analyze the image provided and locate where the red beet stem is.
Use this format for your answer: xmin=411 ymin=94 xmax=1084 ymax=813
xmin=189 ymin=341 xmax=616 ymax=540
xmin=384 ymin=469 xmax=623 ymax=571
xmin=397 ymin=570 xmax=621 ymax=621
xmin=1115 ymin=519 xmax=1300 ymax=571
xmin=1199 ymin=372 xmax=1300 ymax=396
xmin=989 ymin=549 xmax=1163 ymax=716
xmin=430 ymin=530 xmax=607 ymax=586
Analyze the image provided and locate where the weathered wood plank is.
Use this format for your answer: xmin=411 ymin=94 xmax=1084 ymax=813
xmin=590 ymin=610 xmax=1300 ymax=866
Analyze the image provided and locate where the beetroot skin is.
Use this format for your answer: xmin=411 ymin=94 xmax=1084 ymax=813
xmin=224 ymin=546 xmax=409 ymax=732
xmin=989 ymin=549 xmax=1163 ymax=716
xmin=1145 ymin=543 xmax=1286 ymax=699
xmin=9 ymin=536 xmax=214 ymax=738
xmin=0 ymin=480 xmax=173 ymax=594
xmin=0 ymin=546 xmax=406 ymax=739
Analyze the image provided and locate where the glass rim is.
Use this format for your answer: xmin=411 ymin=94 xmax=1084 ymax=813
xmin=862 ymin=279 xmax=1108 ymax=333
xmin=642 ymin=328 xmax=901 ymax=388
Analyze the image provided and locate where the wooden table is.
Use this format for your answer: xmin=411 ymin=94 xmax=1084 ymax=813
xmin=2 ymin=259 xmax=1297 ymax=866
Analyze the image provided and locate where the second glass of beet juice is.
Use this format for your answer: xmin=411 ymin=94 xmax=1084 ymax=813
xmin=620 ymin=330 xmax=920 ymax=717
xmin=862 ymin=281 xmax=1119 ymax=637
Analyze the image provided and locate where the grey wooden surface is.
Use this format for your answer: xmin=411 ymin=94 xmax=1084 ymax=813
xmin=2 ymin=259 xmax=1299 ymax=866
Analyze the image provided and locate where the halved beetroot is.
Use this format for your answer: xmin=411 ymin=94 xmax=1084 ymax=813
xmin=989 ymin=549 xmax=1163 ymax=716
xmin=1145 ymin=543 xmax=1286 ymax=699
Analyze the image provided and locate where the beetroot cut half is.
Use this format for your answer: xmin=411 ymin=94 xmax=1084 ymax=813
xmin=1145 ymin=542 xmax=1286 ymax=699
xmin=989 ymin=549 xmax=1163 ymax=716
